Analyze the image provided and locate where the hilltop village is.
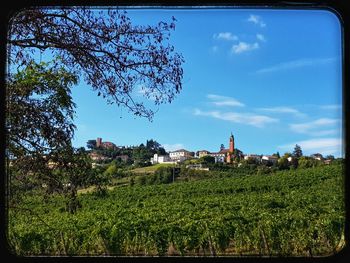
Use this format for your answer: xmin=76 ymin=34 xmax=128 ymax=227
xmin=86 ymin=133 xmax=335 ymax=170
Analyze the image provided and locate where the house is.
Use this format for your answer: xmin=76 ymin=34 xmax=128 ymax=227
xmin=311 ymin=153 xmax=323 ymax=161
xmin=151 ymin=153 xmax=174 ymax=164
xmin=89 ymin=152 xmax=109 ymax=161
xmin=208 ymin=152 xmax=226 ymax=163
xmin=197 ymin=150 xmax=210 ymax=158
xmin=169 ymin=149 xmax=192 ymax=162
xmin=244 ymin=154 xmax=261 ymax=163
xmin=261 ymin=155 xmax=278 ymax=165
xmin=324 ymin=159 xmax=332 ymax=165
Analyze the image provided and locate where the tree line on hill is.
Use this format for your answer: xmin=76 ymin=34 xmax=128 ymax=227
xmin=92 ymin=143 xmax=342 ymax=190
xmin=86 ymin=139 xmax=167 ymax=166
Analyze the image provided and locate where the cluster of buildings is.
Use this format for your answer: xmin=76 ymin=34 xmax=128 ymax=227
xmin=89 ymin=134 xmax=332 ymax=167
xmin=150 ymin=133 xmax=308 ymax=166
xmin=151 ymin=133 xmax=243 ymax=165
xmin=89 ymin=138 xmax=130 ymax=164
xmin=96 ymin=137 xmax=117 ymax=149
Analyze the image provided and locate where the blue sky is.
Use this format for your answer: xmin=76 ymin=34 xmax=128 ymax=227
xmin=71 ymin=8 xmax=343 ymax=157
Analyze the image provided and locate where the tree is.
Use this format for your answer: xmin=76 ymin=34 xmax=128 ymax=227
xmin=86 ymin=139 xmax=97 ymax=150
xmin=51 ymin=147 xmax=92 ymax=213
xmin=156 ymin=147 xmax=167 ymax=156
xmin=298 ymin=156 xmax=312 ymax=169
xmin=199 ymin=155 xmax=215 ymax=164
xmin=132 ymin=144 xmax=150 ymax=166
xmin=292 ymin=144 xmax=303 ymax=158
xmin=146 ymin=139 xmax=161 ymax=151
xmin=6 ymin=61 xmax=98 ymax=213
xmin=283 ymin=152 xmax=292 ymax=158
xmin=233 ymin=148 xmax=244 ymax=161
xmin=273 ymin=152 xmax=280 ymax=158
xmin=325 ymin=155 xmax=335 ymax=160
xmin=89 ymin=166 xmax=112 ymax=197
xmin=277 ymin=157 xmax=289 ymax=170
xmin=246 ymin=157 xmax=259 ymax=165
xmin=145 ymin=139 xmax=166 ymax=155
xmin=8 ymin=7 xmax=184 ymax=120
xmin=6 ymin=61 xmax=77 ymax=159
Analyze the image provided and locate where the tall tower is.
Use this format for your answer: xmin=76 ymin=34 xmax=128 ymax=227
xmin=229 ymin=132 xmax=234 ymax=153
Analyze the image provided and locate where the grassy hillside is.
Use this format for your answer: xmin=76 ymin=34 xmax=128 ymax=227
xmin=8 ymin=164 xmax=345 ymax=256
xmin=130 ymin=163 xmax=175 ymax=174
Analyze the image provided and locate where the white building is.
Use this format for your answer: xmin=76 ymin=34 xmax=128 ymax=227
xmin=208 ymin=152 xmax=225 ymax=163
xmin=150 ymin=154 xmax=174 ymax=164
xmin=311 ymin=153 xmax=323 ymax=161
xmin=169 ymin=149 xmax=192 ymax=162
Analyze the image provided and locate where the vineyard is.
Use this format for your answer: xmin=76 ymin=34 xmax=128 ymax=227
xmin=8 ymin=164 xmax=345 ymax=256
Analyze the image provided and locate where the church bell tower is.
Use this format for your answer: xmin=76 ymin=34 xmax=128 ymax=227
xmin=229 ymin=132 xmax=234 ymax=153
xmin=226 ymin=132 xmax=235 ymax=163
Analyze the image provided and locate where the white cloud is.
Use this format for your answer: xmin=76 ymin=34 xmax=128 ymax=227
xmin=289 ymin=118 xmax=340 ymax=136
xmin=194 ymin=108 xmax=278 ymax=128
xmin=162 ymin=143 xmax=185 ymax=152
xmin=231 ymin=42 xmax=259 ymax=54
xmin=256 ymin=57 xmax=336 ymax=74
xmin=278 ymin=138 xmax=342 ymax=156
xmin=256 ymin=33 xmax=266 ymax=42
xmin=213 ymin=32 xmax=238 ymax=41
xmin=247 ymin=14 xmax=266 ymax=27
xmin=207 ymin=94 xmax=245 ymax=107
xmin=257 ymin=106 xmax=306 ymax=117
xmin=211 ymin=45 xmax=219 ymax=53
xmin=320 ymin=104 xmax=342 ymax=110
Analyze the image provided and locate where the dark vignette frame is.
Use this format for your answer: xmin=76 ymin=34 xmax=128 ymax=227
xmin=0 ymin=1 xmax=348 ymax=263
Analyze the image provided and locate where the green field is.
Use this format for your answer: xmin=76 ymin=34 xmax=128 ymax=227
xmin=130 ymin=163 xmax=175 ymax=174
xmin=8 ymin=164 xmax=345 ymax=256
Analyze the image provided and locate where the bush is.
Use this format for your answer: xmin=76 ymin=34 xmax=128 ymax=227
xmin=257 ymin=165 xmax=271 ymax=175
xmin=151 ymin=167 xmax=174 ymax=184
xmin=136 ymin=175 xmax=147 ymax=185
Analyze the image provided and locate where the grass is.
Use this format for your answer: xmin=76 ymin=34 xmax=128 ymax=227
xmin=130 ymin=163 xmax=174 ymax=174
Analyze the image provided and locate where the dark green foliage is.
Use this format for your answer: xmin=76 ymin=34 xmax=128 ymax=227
xmin=293 ymin=144 xmax=303 ymax=158
xmin=86 ymin=140 xmax=97 ymax=150
xmin=298 ymin=157 xmax=323 ymax=169
xmin=132 ymin=144 xmax=152 ymax=166
xmin=7 ymin=61 xmax=77 ymax=158
xmin=153 ymin=166 xmax=174 ymax=184
xmin=277 ymin=157 xmax=289 ymax=170
xmin=136 ymin=175 xmax=147 ymax=186
xmin=141 ymin=167 xmax=174 ymax=185
xmin=198 ymin=155 xmax=215 ymax=164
